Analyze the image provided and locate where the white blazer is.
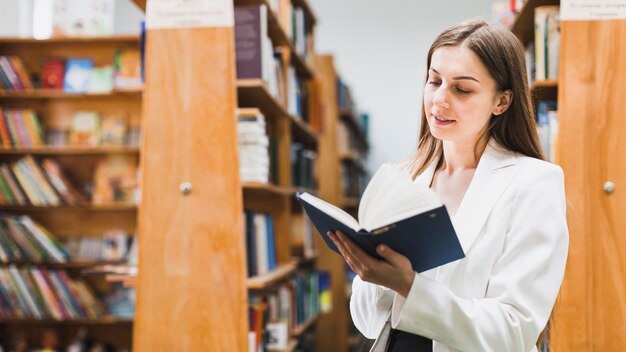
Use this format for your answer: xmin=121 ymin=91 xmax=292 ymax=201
xmin=350 ymin=140 xmax=569 ymax=352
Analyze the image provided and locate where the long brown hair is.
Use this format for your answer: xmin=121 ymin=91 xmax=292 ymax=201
xmin=410 ymin=19 xmax=544 ymax=178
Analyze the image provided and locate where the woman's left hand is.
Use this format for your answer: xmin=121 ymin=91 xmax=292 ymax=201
xmin=328 ymin=231 xmax=416 ymax=298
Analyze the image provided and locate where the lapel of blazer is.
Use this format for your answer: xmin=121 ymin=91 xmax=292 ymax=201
xmin=452 ymin=140 xmax=519 ymax=252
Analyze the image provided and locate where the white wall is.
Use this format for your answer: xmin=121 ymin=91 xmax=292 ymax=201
xmin=309 ymin=0 xmax=495 ymax=172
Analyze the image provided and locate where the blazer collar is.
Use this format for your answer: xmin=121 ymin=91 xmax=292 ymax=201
xmin=415 ymin=139 xmax=518 ymax=252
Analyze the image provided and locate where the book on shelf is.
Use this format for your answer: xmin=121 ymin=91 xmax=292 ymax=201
xmin=41 ymin=57 xmax=66 ymax=90
xmin=87 ymin=66 xmax=114 ymax=93
xmin=534 ymin=6 xmax=560 ymax=82
xmin=0 ymin=214 xmax=69 ymax=263
xmin=91 ymin=154 xmax=138 ymax=205
xmin=0 ymin=156 xmax=85 ymax=207
xmin=234 ymin=5 xmax=283 ymax=101
xmin=69 ymin=111 xmax=100 ymax=146
xmin=113 ymin=48 xmax=143 ymax=90
xmin=63 ymin=58 xmax=93 ymax=93
xmin=0 ymin=265 xmax=105 ymax=320
xmin=0 ymin=109 xmax=46 ymax=148
xmin=297 ymin=164 xmax=465 ymax=273
xmin=0 ymin=56 xmax=34 ymax=91
xmin=238 ymin=110 xmax=270 ymax=184
xmin=243 ymin=210 xmax=276 ymax=277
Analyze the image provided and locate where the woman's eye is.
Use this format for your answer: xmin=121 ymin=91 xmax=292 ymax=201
xmin=455 ymin=87 xmax=471 ymax=94
xmin=428 ymin=81 xmax=441 ymax=86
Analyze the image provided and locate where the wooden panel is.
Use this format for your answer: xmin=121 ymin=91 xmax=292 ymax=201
xmin=314 ymin=54 xmax=348 ymax=352
xmin=133 ymin=27 xmax=247 ymax=351
xmin=552 ymin=20 xmax=626 ymax=351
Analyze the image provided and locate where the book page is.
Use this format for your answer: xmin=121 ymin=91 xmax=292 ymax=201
xmin=358 ymin=163 xmax=442 ymax=231
xmin=298 ymin=193 xmax=360 ymax=231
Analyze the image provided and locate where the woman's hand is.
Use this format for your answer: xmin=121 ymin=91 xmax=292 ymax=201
xmin=328 ymin=231 xmax=416 ymax=298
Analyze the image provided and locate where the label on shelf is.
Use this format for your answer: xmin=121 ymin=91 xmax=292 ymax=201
xmin=561 ymin=0 xmax=626 ymax=20
xmin=146 ymin=0 xmax=234 ymax=29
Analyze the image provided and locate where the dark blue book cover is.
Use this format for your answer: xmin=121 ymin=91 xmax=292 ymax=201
xmin=296 ymin=193 xmax=465 ymax=273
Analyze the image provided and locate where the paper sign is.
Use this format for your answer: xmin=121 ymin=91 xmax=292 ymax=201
xmin=561 ymin=0 xmax=626 ymax=20
xmin=146 ymin=0 xmax=234 ymax=29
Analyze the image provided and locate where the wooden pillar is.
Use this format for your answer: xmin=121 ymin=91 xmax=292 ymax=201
xmin=133 ymin=23 xmax=248 ymax=351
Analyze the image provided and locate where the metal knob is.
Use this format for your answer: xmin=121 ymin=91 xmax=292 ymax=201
xmin=603 ymin=181 xmax=615 ymax=194
xmin=179 ymin=182 xmax=192 ymax=195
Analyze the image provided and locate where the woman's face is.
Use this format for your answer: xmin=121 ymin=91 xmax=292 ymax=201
xmin=424 ymin=45 xmax=506 ymax=145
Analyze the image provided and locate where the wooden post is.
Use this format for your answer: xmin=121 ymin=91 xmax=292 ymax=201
xmin=133 ymin=24 xmax=248 ymax=350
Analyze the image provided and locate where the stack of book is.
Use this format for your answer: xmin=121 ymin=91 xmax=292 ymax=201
xmin=0 ymin=214 xmax=68 ymax=263
xmin=0 ymin=109 xmax=45 ymax=148
xmin=235 ymin=5 xmax=284 ymax=102
xmin=0 ymin=265 xmax=105 ymax=320
xmin=0 ymin=56 xmax=34 ymax=92
xmin=243 ymin=210 xmax=276 ymax=277
xmin=60 ymin=230 xmax=131 ymax=262
xmin=0 ymin=156 xmax=85 ymax=206
xmin=238 ymin=110 xmax=270 ymax=184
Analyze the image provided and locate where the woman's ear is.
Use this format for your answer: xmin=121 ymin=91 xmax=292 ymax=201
xmin=493 ymin=89 xmax=513 ymax=116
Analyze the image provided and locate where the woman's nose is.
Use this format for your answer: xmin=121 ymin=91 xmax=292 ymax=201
xmin=431 ymin=86 xmax=450 ymax=109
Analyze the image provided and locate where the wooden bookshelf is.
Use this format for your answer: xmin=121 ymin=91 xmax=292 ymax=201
xmin=0 ymin=146 xmax=140 ymax=155
xmin=0 ymin=318 xmax=133 ymax=325
xmin=0 ymin=34 xmax=142 ymax=350
xmin=314 ymin=54 xmax=350 ymax=351
xmin=0 ymin=36 xmax=139 ymax=44
xmin=550 ymin=19 xmax=626 ymax=351
xmin=122 ymin=1 xmax=324 ymax=350
xmin=0 ymin=89 xmax=143 ymax=99
xmin=0 ymin=205 xmax=137 ymax=212
xmin=511 ymin=0 xmax=560 ymax=47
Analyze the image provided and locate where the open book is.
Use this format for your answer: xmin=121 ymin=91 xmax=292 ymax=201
xmin=296 ymin=164 xmax=464 ymax=273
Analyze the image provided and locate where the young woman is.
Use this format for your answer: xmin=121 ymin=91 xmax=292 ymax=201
xmin=328 ymin=19 xmax=568 ymax=352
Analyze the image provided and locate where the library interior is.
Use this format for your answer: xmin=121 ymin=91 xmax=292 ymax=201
xmin=0 ymin=0 xmax=623 ymax=351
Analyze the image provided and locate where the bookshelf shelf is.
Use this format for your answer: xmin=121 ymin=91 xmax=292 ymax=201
xmin=0 ymin=318 xmax=133 ymax=325
xmin=339 ymin=108 xmax=368 ymax=150
xmin=237 ymin=79 xmax=318 ymax=149
xmin=291 ymin=117 xmax=319 ymax=150
xmin=105 ymin=273 xmax=137 ymax=288
xmin=291 ymin=50 xmax=315 ymax=80
xmin=0 ymin=146 xmax=140 ymax=155
xmin=531 ymin=79 xmax=558 ymax=101
xmin=131 ymin=0 xmax=146 ymax=12
xmin=511 ymin=0 xmax=560 ymax=47
xmin=0 ymin=36 xmax=139 ymax=44
xmin=0 ymin=205 xmax=138 ymax=212
xmin=243 ymin=182 xmax=296 ymax=197
xmin=246 ymin=261 xmax=298 ymax=289
xmin=268 ymin=339 xmax=299 ymax=352
xmin=341 ymin=197 xmax=360 ymax=209
xmin=296 ymin=251 xmax=320 ymax=266
xmin=0 ymin=89 xmax=143 ymax=99
xmin=531 ymin=79 xmax=558 ymax=88
xmin=292 ymin=313 xmax=319 ymax=337
xmin=1 ymin=260 xmax=127 ymax=269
